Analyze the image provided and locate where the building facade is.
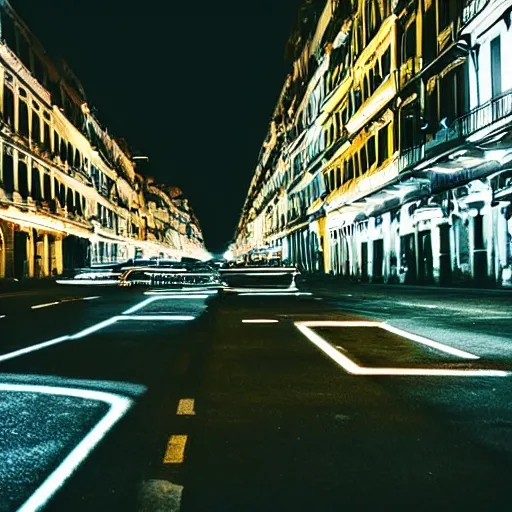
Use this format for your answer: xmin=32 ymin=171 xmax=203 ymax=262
xmin=0 ymin=0 xmax=208 ymax=279
xmin=234 ymin=0 xmax=512 ymax=287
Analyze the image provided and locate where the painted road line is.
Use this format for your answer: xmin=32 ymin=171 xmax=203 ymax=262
xmin=299 ymin=320 xmax=479 ymax=360
xmin=0 ymin=335 xmax=71 ymax=363
xmin=0 ymin=315 xmax=5 ymax=319
xmin=163 ymin=435 xmax=188 ymax=464
xmin=242 ymin=319 xmax=279 ymax=324
xmin=83 ymin=296 xmax=101 ymax=300
xmin=380 ymin=323 xmax=480 ymax=360
xmin=31 ymin=301 xmax=60 ymax=310
xmin=176 ymin=399 xmax=196 ymax=416
xmin=68 ymin=317 xmax=120 ymax=339
xmin=295 ymin=322 xmax=509 ymax=378
xmin=119 ymin=315 xmax=195 ymax=321
xmin=3 ymin=383 xmax=136 ymax=512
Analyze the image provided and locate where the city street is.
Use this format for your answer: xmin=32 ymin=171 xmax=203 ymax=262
xmin=1 ymin=283 xmax=511 ymax=511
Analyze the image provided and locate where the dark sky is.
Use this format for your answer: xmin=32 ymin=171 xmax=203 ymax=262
xmin=11 ymin=0 xmax=302 ymax=254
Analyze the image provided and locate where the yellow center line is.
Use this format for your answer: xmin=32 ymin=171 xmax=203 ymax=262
xmin=176 ymin=398 xmax=195 ymax=416
xmin=163 ymin=435 xmax=188 ymax=464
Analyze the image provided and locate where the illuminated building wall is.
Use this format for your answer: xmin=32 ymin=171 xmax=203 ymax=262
xmin=0 ymin=1 xmax=208 ymax=278
xmin=235 ymin=0 xmax=512 ymax=287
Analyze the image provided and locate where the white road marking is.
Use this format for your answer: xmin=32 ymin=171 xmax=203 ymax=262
xmin=242 ymin=319 xmax=279 ymax=324
xmin=31 ymin=301 xmax=60 ymax=310
xmin=68 ymin=317 xmax=120 ymax=339
xmin=0 ymin=315 xmax=6 ymax=319
xmin=119 ymin=315 xmax=195 ymax=321
xmin=55 ymin=279 xmax=118 ymax=285
xmin=0 ymin=335 xmax=71 ymax=363
xmin=176 ymin=398 xmax=196 ymax=415
xmin=295 ymin=322 xmax=509 ymax=377
xmin=380 ymin=323 xmax=480 ymax=360
xmin=83 ymin=296 xmax=101 ymax=300
xmin=1 ymin=383 xmax=135 ymax=512
xmin=238 ymin=292 xmax=312 ymax=296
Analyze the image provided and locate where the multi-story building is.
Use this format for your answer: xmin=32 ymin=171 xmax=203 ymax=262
xmin=0 ymin=0 xmax=208 ymax=279
xmin=234 ymin=0 xmax=512 ymax=287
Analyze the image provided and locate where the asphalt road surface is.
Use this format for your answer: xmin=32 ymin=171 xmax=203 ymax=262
xmin=0 ymin=282 xmax=511 ymax=511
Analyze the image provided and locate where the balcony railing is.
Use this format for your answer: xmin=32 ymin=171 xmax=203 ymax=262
xmin=463 ymin=0 xmax=492 ymax=25
xmin=399 ymin=88 xmax=512 ymax=173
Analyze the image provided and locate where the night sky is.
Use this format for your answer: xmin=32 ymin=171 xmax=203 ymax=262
xmin=11 ymin=0 xmax=303 ymax=254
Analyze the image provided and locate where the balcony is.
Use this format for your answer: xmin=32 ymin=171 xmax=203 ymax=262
xmin=399 ymin=88 xmax=512 ymax=173
xmin=462 ymin=0 xmax=492 ymax=25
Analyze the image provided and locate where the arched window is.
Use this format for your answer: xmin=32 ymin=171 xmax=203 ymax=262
xmin=66 ymin=187 xmax=74 ymax=213
xmin=3 ymin=85 xmax=15 ymax=128
xmin=2 ymin=147 xmax=14 ymax=194
xmin=18 ymin=99 xmax=29 ymax=137
xmin=31 ymin=110 xmax=41 ymax=143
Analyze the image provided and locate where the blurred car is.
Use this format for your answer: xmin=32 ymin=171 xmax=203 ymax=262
xmin=219 ymin=265 xmax=300 ymax=292
xmin=118 ymin=263 xmax=223 ymax=291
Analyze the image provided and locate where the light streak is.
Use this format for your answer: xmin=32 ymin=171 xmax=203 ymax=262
xmin=31 ymin=302 xmax=60 ymax=310
xmin=83 ymin=296 xmax=101 ymax=300
xmin=56 ymin=279 xmax=118 ymax=286
xmin=122 ymin=297 xmax=157 ymax=314
xmin=295 ymin=322 xmax=509 ymax=377
xmin=5 ymin=383 xmax=135 ymax=512
xmin=238 ymin=292 xmax=311 ymax=296
xmin=0 ymin=315 xmax=6 ymax=319
xmin=242 ymin=319 xmax=279 ymax=324
xmin=163 ymin=435 xmax=188 ymax=464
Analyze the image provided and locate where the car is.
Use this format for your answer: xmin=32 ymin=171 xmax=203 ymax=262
xmin=117 ymin=263 xmax=224 ymax=290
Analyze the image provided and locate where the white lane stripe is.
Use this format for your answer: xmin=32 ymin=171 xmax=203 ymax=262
xmin=298 ymin=320 xmax=479 ymax=360
xmin=8 ymin=384 xmax=134 ymax=512
xmin=122 ymin=297 xmax=158 ymax=314
xmin=31 ymin=302 xmax=60 ymax=310
xmin=0 ymin=335 xmax=71 ymax=363
xmin=294 ymin=322 xmax=509 ymax=378
xmin=83 ymin=296 xmax=101 ymax=300
xmin=68 ymin=317 xmax=120 ymax=339
xmin=119 ymin=315 xmax=195 ymax=321
xmin=380 ymin=323 xmax=480 ymax=360
xmin=242 ymin=319 xmax=279 ymax=324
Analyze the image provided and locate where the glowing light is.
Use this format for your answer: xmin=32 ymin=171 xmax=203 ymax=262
xmin=143 ymin=288 xmax=219 ymax=296
xmin=0 ymin=315 xmax=6 ymax=319
xmin=223 ymin=249 xmax=234 ymax=261
xmin=83 ymin=296 xmax=101 ymax=300
xmin=295 ymin=322 xmax=508 ymax=377
xmin=31 ymin=302 xmax=60 ymax=310
xmin=238 ymin=291 xmax=311 ymax=296
xmin=141 ymin=294 xmax=209 ymax=299
xmin=0 ymin=335 xmax=71 ymax=363
xmin=242 ymin=319 xmax=279 ymax=323
xmin=8 ymin=384 xmax=134 ymax=512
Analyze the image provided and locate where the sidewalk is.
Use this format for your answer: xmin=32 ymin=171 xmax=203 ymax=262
xmin=300 ymin=274 xmax=512 ymax=297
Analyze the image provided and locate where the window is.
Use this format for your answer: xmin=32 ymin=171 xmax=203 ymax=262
xmin=31 ymin=165 xmax=42 ymax=201
xmin=353 ymin=154 xmax=360 ymax=178
xmin=43 ymin=123 xmax=51 ymax=152
xmin=31 ymin=111 xmax=41 ymax=143
xmin=403 ymin=20 xmax=416 ymax=64
xmin=345 ymin=158 xmax=353 ymax=182
xmin=66 ymin=188 xmax=74 ymax=213
xmin=53 ymin=131 xmax=60 ymax=156
xmin=18 ymin=159 xmax=29 ymax=199
xmin=330 ymin=169 xmax=335 ymax=191
xmin=67 ymin=142 xmax=73 ymax=166
xmin=368 ymin=135 xmax=376 ymax=167
xmin=74 ymin=149 xmax=81 ymax=169
xmin=438 ymin=0 xmax=450 ymax=31
xmin=60 ymin=138 xmax=67 ymax=162
xmin=360 ymin=147 xmax=368 ymax=175
xmin=3 ymin=85 xmax=15 ymax=128
xmin=490 ymin=36 xmax=502 ymax=98
xmin=336 ymin=166 xmax=341 ymax=189
xmin=43 ymin=172 xmax=51 ymax=200
xmin=378 ymin=125 xmax=389 ymax=165
xmin=381 ymin=46 xmax=391 ymax=79
xmin=18 ymin=99 xmax=29 ymax=137
xmin=2 ymin=147 xmax=14 ymax=194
